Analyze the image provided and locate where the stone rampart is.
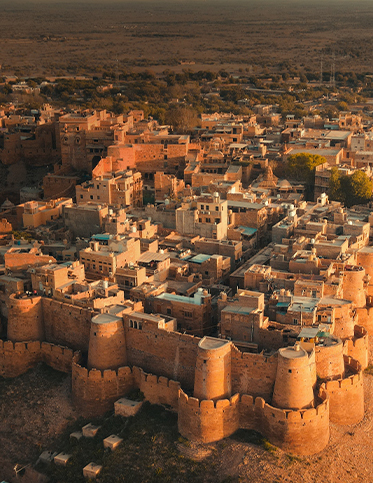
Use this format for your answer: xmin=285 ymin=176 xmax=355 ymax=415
xmin=179 ymin=386 xmax=330 ymax=455
xmin=71 ymin=354 xmax=135 ymax=416
xmin=315 ymin=339 xmax=345 ymax=380
xmin=178 ymin=390 xmax=240 ymax=443
xmin=344 ymin=325 xmax=369 ymax=370
xmin=231 ymin=346 xmax=278 ymax=400
xmin=42 ymin=298 xmax=95 ymax=351
xmin=0 ymin=340 xmax=74 ymax=377
xmin=324 ymin=355 xmax=364 ymax=425
xmin=126 ymin=328 xmax=200 ymax=390
xmin=133 ymin=366 xmax=181 ymax=410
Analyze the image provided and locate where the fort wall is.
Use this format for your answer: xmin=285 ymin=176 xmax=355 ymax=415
xmin=71 ymin=355 xmax=135 ymax=416
xmin=231 ymin=346 xmax=278 ymax=400
xmin=178 ymin=390 xmax=240 ymax=443
xmin=133 ymin=366 xmax=181 ymax=410
xmin=42 ymin=298 xmax=95 ymax=351
xmin=179 ymin=387 xmax=330 ymax=455
xmin=341 ymin=268 xmax=366 ymax=308
xmin=125 ymin=327 xmax=200 ymax=390
xmin=324 ymin=355 xmax=364 ymax=425
xmin=0 ymin=340 xmax=74 ymax=378
xmin=315 ymin=339 xmax=345 ymax=380
xmin=344 ymin=325 xmax=369 ymax=370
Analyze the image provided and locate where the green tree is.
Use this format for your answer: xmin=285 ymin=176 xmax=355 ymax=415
xmin=328 ymin=169 xmax=372 ymax=207
xmin=286 ymin=152 xmax=326 ymax=200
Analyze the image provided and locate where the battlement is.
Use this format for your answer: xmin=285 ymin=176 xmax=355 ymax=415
xmin=324 ymin=356 xmax=364 ymax=425
xmin=179 ymin=390 xmax=240 ymax=410
xmin=344 ymin=325 xmax=369 ymax=369
xmin=0 ymin=340 xmax=74 ymax=377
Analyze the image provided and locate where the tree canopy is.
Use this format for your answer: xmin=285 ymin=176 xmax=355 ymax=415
xmin=285 ymin=152 xmax=326 ymax=200
xmin=328 ymin=168 xmax=373 ymax=207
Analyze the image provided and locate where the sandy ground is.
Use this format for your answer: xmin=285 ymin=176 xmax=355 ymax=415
xmin=1 ymin=364 xmax=373 ymax=483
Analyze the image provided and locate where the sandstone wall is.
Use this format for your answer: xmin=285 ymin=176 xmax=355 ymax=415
xmin=345 ymin=325 xmax=369 ymax=370
xmin=315 ymin=339 xmax=345 ymax=380
xmin=178 ymin=390 xmax=240 ymax=443
xmin=7 ymin=295 xmax=44 ymax=342
xmin=0 ymin=340 xmax=74 ymax=377
xmin=71 ymin=356 xmax=135 ymax=416
xmin=125 ymin=327 xmax=200 ymax=390
xmin=42 ymin=298 xmax=95 ymax=351
xmin=179 ymin=387 xmax=330 ymax=456
xmin=231 ymin=346 xmax=278 ymax=400
xmin=324 ymin=355 xmax=364 ymax=425
xmin=134 ymin=366 xmax=181 ymax=410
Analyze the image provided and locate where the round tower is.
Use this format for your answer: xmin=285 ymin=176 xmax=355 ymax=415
xmin=272 ymin=343 xmax=316 ymax=410
xmin=341 ymin=267 xmax=366 ymax=308
xmin=356 ymin=247 xmax=373 ymax=280
xmin=7 ymin=294 xmax=44 ymax=342
xmin=193 ymin=337 xmax=231 ymax=401
xmin=87 ymin=313 xmax=127 ymax=371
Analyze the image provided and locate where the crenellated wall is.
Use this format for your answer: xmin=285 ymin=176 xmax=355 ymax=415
xmin=133 ymin=366 xmax=181 ymax=410
xmin=178 ymin=390 xmax=240 ymax=443
xmin=0 ymin=340 xmax=74 ymax=378
xmin=71 ymin=354 xmax=135 ymax=416
xmin=324 ymin=355 xmax=364 ymax=425
xmin=179 ymin=386 xmax=330 ymax=455
xmin=344 ymin=325 xmax=369 ymax=370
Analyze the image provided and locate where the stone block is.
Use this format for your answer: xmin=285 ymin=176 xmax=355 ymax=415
xmin=70 ymin=431 xmax=83 ymax=441
xmin=82 ymin=423 xmax=101 ymax=438
xmin=83 ymin=462 xmax=102 ymax=479
xmin=103 ymin=434 xmax=123 ymax=450
xmin=39 ymin=450 xmax=58 ymax=464
xmin=54 ymin=452 xmax=72 ymax=466
xmin=114 ymin=398 xmax=143 ymax=417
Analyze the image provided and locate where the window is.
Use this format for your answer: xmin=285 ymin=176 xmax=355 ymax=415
xmin=166 ymin=308 xmax=171 ymax=315
xmin=90 ymin=195 xmax=93 ymax=200
xmin=293 ymin=318 xmax=299 ymax=325
xmin=80 ymin=195 xmax=83 ymax=199
xmin=206 ymin=205 xmax=209 ymax=210
xmin=184 ymin=311 xmax=192 ymax=318
xmin=201 ymin=205 xmax=204 ymax=210
xmin=215 ymin=206 xmax=219 ymax=211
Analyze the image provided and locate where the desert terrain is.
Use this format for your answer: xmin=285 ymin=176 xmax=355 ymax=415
xmin=1 ymin=0 xmax=373 ymax=76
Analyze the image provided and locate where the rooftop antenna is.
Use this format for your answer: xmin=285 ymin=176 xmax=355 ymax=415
xmin=330 ymin=52 xmax=336 ymax=88
xmin=115 ymin=57 xmax=119 ymax=86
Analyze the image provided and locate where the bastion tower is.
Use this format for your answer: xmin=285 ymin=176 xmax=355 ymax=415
xmin=272 ymin=343 xmax=316 ymax=410
xmin=7 ymin=294 xmax=44 ymax=342
xmin=87 ymin=313 xmax=127 ymax=371
xmin=341 ymin=266 xmax=367 ymax=308
xmin=193 ymin=337 xmax=231 ymax=401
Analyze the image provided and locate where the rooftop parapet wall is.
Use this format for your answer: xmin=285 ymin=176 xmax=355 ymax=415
xmin=231 ymin=345 xmax=278 ymax=400
xmin=324 ymin=355 xmax=364 ymax=425
xmin=0 ymin=340 xmax=74 ymax=378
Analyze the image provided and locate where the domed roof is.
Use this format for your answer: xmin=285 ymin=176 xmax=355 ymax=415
xmin=1 ymin=198 xmax=14 ymax=210
xmin=278 ymin=179 xmax=292 ymax=188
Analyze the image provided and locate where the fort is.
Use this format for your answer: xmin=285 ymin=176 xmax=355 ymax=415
xmin=0 ymin=277 xmax=368 ymax=455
